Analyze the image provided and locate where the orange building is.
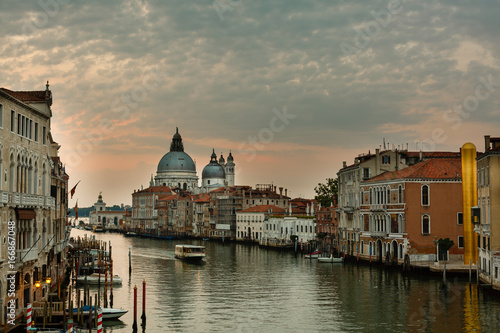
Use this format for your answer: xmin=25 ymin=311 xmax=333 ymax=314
xmin=359 ymin=158 xmax=464 ymax=264
xmin=315 ymin=206 xmax=338 ymax=248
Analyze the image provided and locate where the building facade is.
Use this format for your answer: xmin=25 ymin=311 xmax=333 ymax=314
xmin=337 ymin=148 xmax=461 ymax=257
xmin=0 ymin=84 xmax=69 ymax=327
xmin=236 ymin=205 xmax=285 ymax=242
xmin=359 ymin=158 xmax=464 ymax=264
xmin=89 ymin=192 xmax=125 ymax=230
xmin=475 ymin=135 xmax=500 ymax=288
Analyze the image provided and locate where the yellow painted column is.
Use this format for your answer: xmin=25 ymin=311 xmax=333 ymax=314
xmin=462 ymin=143 xmax=478 ymax=264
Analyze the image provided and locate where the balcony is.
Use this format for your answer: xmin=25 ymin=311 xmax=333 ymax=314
xmin=0 ymin=191 xmax=8 ymax=204
xmin=17 ymin=248 xmax=38 ymax=263
xmin=370 ymin=204 xmax=386 ymax=212
xmin=55 ymin=240 xmax=67 ymax=253
xmin=370 ymin=231 xmax=387 ymax=238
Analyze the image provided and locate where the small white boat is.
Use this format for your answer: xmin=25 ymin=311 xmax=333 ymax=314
xmin=175 ymin=245 xmax=205 ymax=261
xmin=74 ymin=273 xmax=122 ymax=285
xmin=102 ymin=307 xmax=128 ymax=319
xmin=304 ymin=251 xmax=322 ymax=259
xmin=125 ymin=231 xmax=138 ymax=237
xmin=318 ymin=256 xmax=344 ymax=263
xmin=72 ymin=306 xmax=128 ymax=320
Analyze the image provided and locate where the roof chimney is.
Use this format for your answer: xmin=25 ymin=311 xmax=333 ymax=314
xmin=279 ymin=187 xmax=283 ymax=198
xmin=285 ymin=188 xmax=288 ymax=197
xmin=485 ymin=135 xmax=491 ymax=152
xmin=343 ymin=161 xmax=347 ymax=168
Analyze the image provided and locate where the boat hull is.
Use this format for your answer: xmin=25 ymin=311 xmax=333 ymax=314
xmin=74 ymin=274 xmax=122 ymax=285
xmin=318 ymin=257 xmax=344 ymax=263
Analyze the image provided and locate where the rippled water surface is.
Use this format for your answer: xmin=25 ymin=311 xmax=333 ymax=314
xmin=70 ymin=229 xmax=500 ymax=333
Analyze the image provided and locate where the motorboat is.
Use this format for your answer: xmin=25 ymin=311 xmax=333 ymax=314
xmin=71 ymin=306 xmax=128 ymax=319
xmin=74 ymin=273 xmax=122 ymax=285
xmin=318 ymin=256 xmax=344 ymax=263
xmin=304 ymin=251 xmax=322 ymax=259
xmin=93 ymin=225 xmax=104 ymax=233
xmin=124 ymin=231 xmax=138 ymax=237
xmin=174 ymin=245 xmax=205 ymax=261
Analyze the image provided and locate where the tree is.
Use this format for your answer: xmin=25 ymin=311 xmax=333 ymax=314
xmin=314 ymin=178 xmax=338 ymax=207
xmin=438 ymin=238 xmax=454 ymax=261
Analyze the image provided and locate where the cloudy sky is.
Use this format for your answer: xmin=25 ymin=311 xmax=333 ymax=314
xmin=2 ymin=0 xmax=499 ymax=206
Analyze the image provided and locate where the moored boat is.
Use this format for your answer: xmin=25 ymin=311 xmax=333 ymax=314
xmin=124 ymin=231 xmax=138 ymax=237
xmin=71 ymin=306 xmax=128 ymax=319
xmin=304 ymin=250 xmax=322 ymax=259
xmin=74 ymin=273 xmax=122 ymax=285
xmin=317 ymin=256 xmax=343 ymax=263
xmin=174 ymin=245 xmax=205 ymax=261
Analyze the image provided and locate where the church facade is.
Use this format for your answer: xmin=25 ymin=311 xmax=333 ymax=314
xmin=153 ymin=128 xmax=235 ymax=192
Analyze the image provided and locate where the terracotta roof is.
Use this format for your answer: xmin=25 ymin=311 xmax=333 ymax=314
xmin=0 ymin=88 xmax=50 ymax=102
xmin=159 ymin=194 xmax=179 ymax=201
xmin=134 ymin=186 xmax=172 ymax=195
xmin=366 ymin=158 xmax=462 ymax=182
xmin=94 ymin=211 xmax=125 ymax=214
xmin=238 ymin=205 xmax=285 ymax=213
xmin=403 ymin=151 xmax=461 ymax=158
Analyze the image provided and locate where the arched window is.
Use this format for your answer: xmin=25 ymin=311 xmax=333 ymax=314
xmin=398 ymin=185 xmax=403 ymax=203
xmin=422 ymin=215 xmax=430 ymax=235
xmin=387 ymin=187 xmax=390 ymax=204
xmin=369 ymin=188 xmax=372 ymax=204
xmin=421 ymin=185 xmax=429 ymax=206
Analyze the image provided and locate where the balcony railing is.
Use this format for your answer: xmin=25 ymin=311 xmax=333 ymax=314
xmin=17 ymin=248 xmax=38 ymax=263
xmin=0 ymin=191 xmax=8 ymax=204
xmin=370 ymin=231 xmax=387 ymax=237
xmin=370 ymin=204 xmax=386 ymax=211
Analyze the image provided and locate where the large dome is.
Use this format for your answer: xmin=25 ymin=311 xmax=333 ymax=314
xmin=157 ymin=151 xmax=196 ymax=172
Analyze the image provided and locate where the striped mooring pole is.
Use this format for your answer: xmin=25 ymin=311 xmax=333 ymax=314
xmin=97 ymin=308 xmax=103 ymax=333
xmin=67 ymin=318 xmax=74 ymax=333
xmin=26 ymin=303 xmax=32 ymax=332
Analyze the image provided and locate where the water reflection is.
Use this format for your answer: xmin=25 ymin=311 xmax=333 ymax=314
xmin=69 ymin=230 xmax=500 ymax=333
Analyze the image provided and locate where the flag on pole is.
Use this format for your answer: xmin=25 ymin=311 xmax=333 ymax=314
xmin=70 ymin=180 xmax=80 ymax=199
xmin=75 ymin=200 xmax=78 ymax=220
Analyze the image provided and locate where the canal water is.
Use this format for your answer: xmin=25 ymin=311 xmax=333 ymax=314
xmin=70 ymin=229 xmax=500 ymax=333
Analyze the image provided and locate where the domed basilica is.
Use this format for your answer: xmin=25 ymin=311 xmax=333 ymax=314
xmin=154 ymin=128 xmax=235 ymax=192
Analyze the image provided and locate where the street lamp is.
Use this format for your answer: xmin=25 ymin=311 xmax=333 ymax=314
xmin=46 ymin=277 xmax=51 ymax=285
xmin=35 ymin=281 xmax=41 ymax=288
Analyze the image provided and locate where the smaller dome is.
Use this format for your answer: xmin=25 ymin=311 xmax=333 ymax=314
xmin=202 ymin=163 xmax=226 ymax=179
xmin=219 ymin=154 xmax=225 ymax=164
xmin=227 ymin=151 xmax=234 ymax=163
xmin=203 ymin=149 xmax=226 ymax=179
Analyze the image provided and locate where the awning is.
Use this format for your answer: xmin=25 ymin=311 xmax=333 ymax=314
xmin=17 ymin=209 xmax=36 ymax=220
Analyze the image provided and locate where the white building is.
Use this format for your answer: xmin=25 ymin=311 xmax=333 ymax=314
xmin=89 ymin=192 xmax=125 ymax=230
xmin=236 ymin=205 xmax=285 ymax=242
xmin=153 ymin=128 xmax=235 ymax=192
xmin=262 ymin=216 xmax=316 ymax=246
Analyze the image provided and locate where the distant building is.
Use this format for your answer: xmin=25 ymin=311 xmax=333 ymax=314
xmin=153 ymin=128 xmax=235 ymax=191
xmin=359 ymin=157 xmax=464 ymax=264
xmin=315 ymin=205 xmax=338 ymax=249
xmin=236 ymin=205 xmax=285 ymax=242
xmin=131 ymin=186 xmax=172 ymax=232
xmin=89 ymin=192 xmax=126 ymax=230
xmin=475 ymin=135 xmax=500 ymax=288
